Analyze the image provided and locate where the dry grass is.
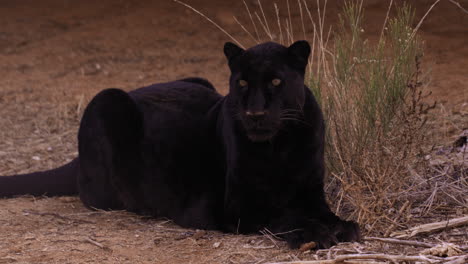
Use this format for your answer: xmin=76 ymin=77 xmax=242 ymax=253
xmin=304 ymin=0 xmax=467 ymax=235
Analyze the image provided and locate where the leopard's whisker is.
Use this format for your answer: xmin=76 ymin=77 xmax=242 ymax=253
xmin=280 ymin=117 xmax=313 ymax=127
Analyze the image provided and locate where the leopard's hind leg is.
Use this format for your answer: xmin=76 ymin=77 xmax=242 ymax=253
xmin=77 ymin=88 xmax=144 ymax=211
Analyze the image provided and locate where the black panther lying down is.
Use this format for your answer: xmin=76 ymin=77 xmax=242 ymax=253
xmin=1 ymin=78 xmax=225 ymax=229
xmin=0 ymin=41 xmax=360 ymax=249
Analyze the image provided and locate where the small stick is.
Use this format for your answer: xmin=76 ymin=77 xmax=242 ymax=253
xmin=243 ymin=244 xmax=275 ymax=249
xmin=260 ymin=228 xmax=280 ymax=248
xmin=384 ymin=200 xmax=410 ymax=237
xmin=325 ymin=262 xmax=382 ymax=264
xmin=265 ymin=253 xmax=447 ymax=264
xmin=268 ymin=255 xmax=468 ymax=264
xmin=448 ymin=0 xmax=468 ymax=15
xmin=364 ymin=236 xmax=435 ymax=248
xmin=390 ymin=215 xmax=468 ymax=238
xmin=84 ymin=237 xmax=111 ymax=251
xmin=445 ymin=255 xmax=467 ymax=264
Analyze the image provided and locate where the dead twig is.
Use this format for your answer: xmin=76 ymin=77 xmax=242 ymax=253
xmin=364 ymin=236 xmax=435 ymax=248
xmin=334 ymin=262 xmax=382 ymax=264
xmin=84 ymin=237 xmax=111 ymax=251
xmin=260 ymin=228 xmax=280 ymax=248
xmin=383 ymin=200 xmax=410 ymax=237
xmin=266 ymin=254 xmax=467 ymax=264
xmin=448 ymin=0 xmax=468 ymax=15
xmin=390 ymin=215 xmax=468 ymax=238
xmin=445 ymin=255 xmax=467 ymax=264
xmin=243 ymin=244 xmax=276 ymax=249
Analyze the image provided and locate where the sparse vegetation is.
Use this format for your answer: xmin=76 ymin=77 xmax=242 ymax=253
xmin=304 ymin=1 xmax=466 ymax=235
xmin=309 ymin=2 xmax=432 ymax=232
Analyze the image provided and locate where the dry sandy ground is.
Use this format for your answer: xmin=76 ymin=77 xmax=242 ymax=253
xmin=0 ymin=0 xmax=467 ymax=263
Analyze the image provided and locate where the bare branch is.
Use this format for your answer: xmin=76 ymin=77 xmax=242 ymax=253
xmin=84 ymin=237 xmax=111 ymax=251
xmin=266 ymin=253 xmax=457 ymax=264
xmin=390 ymin=215 xmax=468 ymax=238
xmin=364 ymin=236 xmax=435 ymax=248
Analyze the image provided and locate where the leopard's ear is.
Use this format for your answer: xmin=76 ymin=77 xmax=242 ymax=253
xmin=224 ymin=42 xmax=244 ymax=62
xmin=288 ymin=40 xmax=311 ymax=69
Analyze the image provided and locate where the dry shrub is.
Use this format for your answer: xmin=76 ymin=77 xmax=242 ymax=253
xmin=311 ymin=2 xmax=433 ymax=233
xmin=304 ymin=1 xmax=466 ymax=235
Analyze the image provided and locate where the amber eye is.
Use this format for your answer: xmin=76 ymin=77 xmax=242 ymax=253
xmin=239 ymin=79 xmax=248 ymax=87
xmin=272 ymin=78 xmax=281 ymax=86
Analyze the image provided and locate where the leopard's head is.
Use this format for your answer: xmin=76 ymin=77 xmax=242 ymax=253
xmin=224 ymin=41 xmax=311 ymax=142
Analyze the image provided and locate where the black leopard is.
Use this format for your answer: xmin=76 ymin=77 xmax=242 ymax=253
xmin=0 ymin=41 xmax=360 ymax=249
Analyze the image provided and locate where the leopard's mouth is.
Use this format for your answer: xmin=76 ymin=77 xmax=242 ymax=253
xmin=240 ymin=115 xmax=279 ymax=142
xmin=246 ymin=128 xmax=276 ymax=142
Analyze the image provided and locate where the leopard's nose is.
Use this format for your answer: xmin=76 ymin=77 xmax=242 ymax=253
xmin=246 ymin=110 xmax=267 ymax=117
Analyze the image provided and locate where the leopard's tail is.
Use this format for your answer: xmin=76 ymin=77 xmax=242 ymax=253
xmin=0 ymin=158 xmax=79 ymax=197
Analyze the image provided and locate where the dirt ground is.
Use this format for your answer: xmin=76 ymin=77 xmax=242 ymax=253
xmin=0 ymin=0 xmax=467 ymax=263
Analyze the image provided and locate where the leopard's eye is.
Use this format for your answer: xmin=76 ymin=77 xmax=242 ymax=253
xmin=272 ymin=78 xmax=282 ymax=86
xmin=239 ymin=79 xmax=248 ymax=87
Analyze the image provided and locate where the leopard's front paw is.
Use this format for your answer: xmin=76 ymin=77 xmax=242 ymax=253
xmin=333 ymin=220 xmax=361 ymax=243
xmin=283 ymin=220 xmax=360 ymax=249
xmin=283 ymin=223 xmax=337 ymax=249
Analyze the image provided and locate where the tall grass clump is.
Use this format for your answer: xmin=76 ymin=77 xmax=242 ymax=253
xmin=312 ymin=2 xmax=430 ymax=232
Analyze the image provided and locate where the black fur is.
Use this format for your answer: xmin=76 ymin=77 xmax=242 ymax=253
xmin=0 ymin=41 xmax=360 ymax=249
xmin=218 ymin=41 xmax=360 ymax=248
xmin=77 ymin=79 xmax=225 ymax=229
